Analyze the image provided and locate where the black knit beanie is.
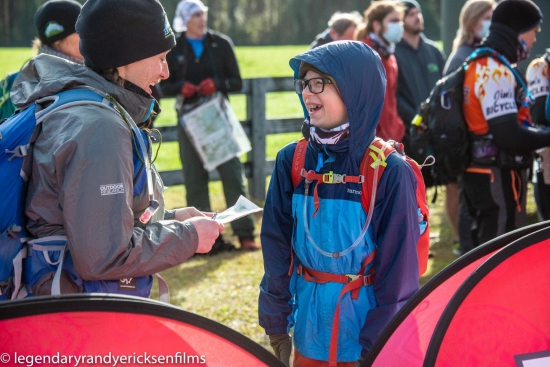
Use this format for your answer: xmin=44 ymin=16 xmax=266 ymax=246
xmin=401 ymin=0 xmax=422 ymax=16
xmin=34 ymin=0 xmax=82 ymax=45
xmin=491 ymin=0 xmax=542 ymax=35
xmin=76 ymin=0 xmax=176 ymax=70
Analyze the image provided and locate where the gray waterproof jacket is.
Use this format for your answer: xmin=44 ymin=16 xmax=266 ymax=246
xmin=11 ymin=55 xmax=198 ymax=286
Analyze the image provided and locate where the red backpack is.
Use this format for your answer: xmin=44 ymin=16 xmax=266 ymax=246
xmin=290 ymin=137 xmax=430 ymax=367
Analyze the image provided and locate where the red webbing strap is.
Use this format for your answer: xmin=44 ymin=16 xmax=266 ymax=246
xmin=297 ymin=250 xmax=377 ymax=367
xmin=289 ymin=138 xmax=308 ymax=276
xmin=328 ymin=263 xmax=376 ymax=367
xmin=291 ymin=138 xmax=308 ymax=188
xmin=360 ymin=138 xmax=395 ymax=214
xmin=350 ymin=250 xmax=376 ymax=299
xmin=301 ymin=169 xmax=364 ymax=218
xmin=406 ymin=156 xmax=430 ymax=276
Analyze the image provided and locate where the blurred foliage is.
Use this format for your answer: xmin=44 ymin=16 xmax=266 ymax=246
xmin=1 ymin=0 xmax=443 ymax=46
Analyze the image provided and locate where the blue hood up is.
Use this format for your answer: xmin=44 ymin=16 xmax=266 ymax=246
xmin=290 ymin=40 xmax=387 ymax=162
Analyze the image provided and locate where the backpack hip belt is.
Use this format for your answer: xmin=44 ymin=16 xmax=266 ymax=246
xmin=296 ymin=250 xmax=376 ymax=367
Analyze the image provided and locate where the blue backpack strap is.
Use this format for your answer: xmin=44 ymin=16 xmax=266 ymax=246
xmin=472 ymin=47 xmax=535 ymax=107
xmin=132 ymin=130 xmax=148 ymax=196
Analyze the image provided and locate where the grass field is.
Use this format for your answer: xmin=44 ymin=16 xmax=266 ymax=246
xmin=1 ymin=46 xmax=539 ymax=351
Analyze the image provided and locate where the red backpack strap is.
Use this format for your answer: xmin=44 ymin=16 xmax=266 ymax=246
xmin=288 ymin=138 xmax=309 ymax=276
xmin=291 ymin=138 xmax=308 ymax=188
xmin=360 ymin=138 xmax=396 ymax=213
xmin=406 ymin=156 xmax=430 ymax=276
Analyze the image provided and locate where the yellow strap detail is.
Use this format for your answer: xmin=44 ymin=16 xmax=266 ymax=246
xmin=368 ymin=144 xmax=388 ymax=169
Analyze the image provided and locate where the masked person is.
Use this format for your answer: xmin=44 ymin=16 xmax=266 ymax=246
xmin=11 ymin=0 xmax=224 ymax=297
xmin=160 ymin=0 xmax=259 ymax=252
xmin=355 ymin=1 xmax=406 ymax=143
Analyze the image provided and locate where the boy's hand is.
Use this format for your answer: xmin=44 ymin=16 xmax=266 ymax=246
xmin=185 ymin=217 xmax=225 ymax=254
xmin=181 ymin=82 xmax=197 ymax=98
xmin=269 ymin=334 xmax=292 ymax=367
xmin=198 ymin=78 xmax=216 ymax=96
xmin=354 ymin=355 xmax=364 ymax=367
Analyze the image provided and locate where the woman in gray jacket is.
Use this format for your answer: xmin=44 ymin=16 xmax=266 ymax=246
xmin=12 ymin=0 xmax=223 ymax=297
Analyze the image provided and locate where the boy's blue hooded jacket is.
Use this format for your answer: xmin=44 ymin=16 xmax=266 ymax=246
xmin=259 ymin=41 xmax=420 ymax=362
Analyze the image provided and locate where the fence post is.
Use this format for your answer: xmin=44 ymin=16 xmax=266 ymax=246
xmin=250 ymin=78 xmax=267 ymax=202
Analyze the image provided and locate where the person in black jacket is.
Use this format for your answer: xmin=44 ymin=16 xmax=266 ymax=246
xmin=160 ymin=0 xmax=259 ymax=251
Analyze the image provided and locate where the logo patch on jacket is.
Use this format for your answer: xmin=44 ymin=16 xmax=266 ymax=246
xmin=100 ymin=183 xmax=124 ymax=196
xmin=118 ymin=278 xmax=137 ymax=291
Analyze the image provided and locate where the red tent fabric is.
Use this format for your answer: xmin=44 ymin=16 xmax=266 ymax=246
xmin=0 ymin=294 xmax=283 ymax=367
xmin=364 ymin=222 xmax=550 ymax=367
xmin=426 ymin=231 xmax=550 ymax=366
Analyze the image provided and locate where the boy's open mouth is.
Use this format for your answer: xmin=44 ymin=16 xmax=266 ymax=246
xmin=307 ymin=103 xmax=322 ymax=113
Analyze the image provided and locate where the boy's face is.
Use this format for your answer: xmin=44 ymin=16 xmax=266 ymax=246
xmin=302 ymin=70 xmax=348 ymax=130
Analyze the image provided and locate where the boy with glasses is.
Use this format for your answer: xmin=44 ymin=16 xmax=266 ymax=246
xmin=259 ymin=41 xmax=421 ymax=367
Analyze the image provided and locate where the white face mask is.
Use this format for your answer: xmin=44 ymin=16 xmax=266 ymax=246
xmin=477 ymin=20 xmax=491 ymax=39
xmin=383 ymin=22 xmax=404 ymax=44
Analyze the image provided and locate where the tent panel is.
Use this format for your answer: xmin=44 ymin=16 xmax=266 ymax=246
xmin=0 ymin=295 xmax=283 ymax=367
xmin=0 ymin=311 xmax=268 ymax=366
xmin=365 ymin=221 xmax=550 ymax=367
xmin=371 ymin=255 xmax=493 ymax=367
xmin=431 ymin=236 xmax=550 ymax=367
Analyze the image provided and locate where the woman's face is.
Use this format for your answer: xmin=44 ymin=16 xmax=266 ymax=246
xmin=472 ymin=8 xmax=493 ymax=38
xmin=383 ymin=10 xmax=402 ymax=33
xmin=53 ymin=33 xmax=83 ymax=60
xmin=301 ymin=70 xmax=348 ymax=130
xmin=116 ymin=51 xmax=170 ymax=95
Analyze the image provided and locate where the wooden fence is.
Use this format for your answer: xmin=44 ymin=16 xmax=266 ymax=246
xmin=156 ymin=76 xmax=302 ymax=202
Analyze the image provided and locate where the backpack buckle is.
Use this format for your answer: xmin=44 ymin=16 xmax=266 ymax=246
xmin=5 ymin=145 xmax=28 ymax=161
xmin=333 ymin=174 xmax=345 ymax=184
xmin=322 ymin=171 xmax=334 ymax=183
xmin=346 ymin=274 xmax=360 ymax=282
xmin=7 ymin=225 xmax=22 ymax=239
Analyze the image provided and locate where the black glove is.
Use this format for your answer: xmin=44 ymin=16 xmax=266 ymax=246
xmin=269 ymin=333 xmax=292 ymax=367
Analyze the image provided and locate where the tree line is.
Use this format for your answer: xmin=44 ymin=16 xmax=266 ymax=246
xmin=0 ymin=0 xmax=442 ymax=47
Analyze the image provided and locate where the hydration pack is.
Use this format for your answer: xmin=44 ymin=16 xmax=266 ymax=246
xmin=409 ymin=47 xmax=532 ymax=186
xmin=0 ymin=88 xmax=165 ymax=301
xmin=291 ymin=137 xmax=430 ymax=276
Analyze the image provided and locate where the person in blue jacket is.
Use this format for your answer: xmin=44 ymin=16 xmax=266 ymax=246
xmin=259 ymin=41 xmax=421 ymax=367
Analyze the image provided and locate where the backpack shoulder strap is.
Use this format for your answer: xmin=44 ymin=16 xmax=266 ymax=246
xmin=291 ymin=138 xmax=308 ymax=188
xmin=360 ymin=138 xmax=396 ymax=213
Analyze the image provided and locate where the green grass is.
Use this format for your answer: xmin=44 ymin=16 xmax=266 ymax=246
xmin=1 ymin=46 xmax=540 ymax=352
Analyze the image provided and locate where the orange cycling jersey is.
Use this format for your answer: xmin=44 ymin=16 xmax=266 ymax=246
xmin=463 ymin=56 xmax=531 ymax=135
xmin=526 ymin=56 xmax=550 ymax=101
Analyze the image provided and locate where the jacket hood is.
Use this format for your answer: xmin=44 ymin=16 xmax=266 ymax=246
xmin=290 ymin=40 xmax=386 ymax=160
xmin=11 ymin=54 xmax=157 ymax=123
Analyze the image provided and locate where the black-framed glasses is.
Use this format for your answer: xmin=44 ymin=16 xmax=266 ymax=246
xmin=294 ymin=77 xmax=333 ymax=95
